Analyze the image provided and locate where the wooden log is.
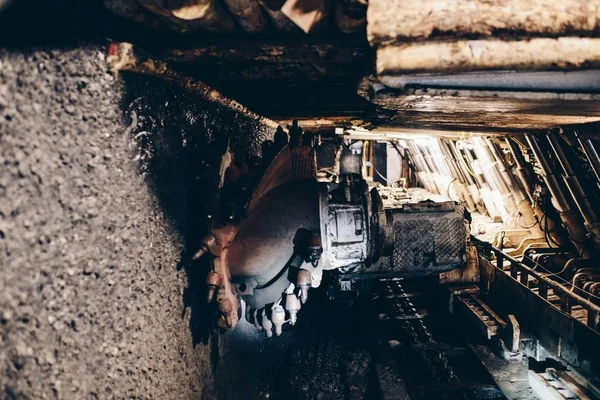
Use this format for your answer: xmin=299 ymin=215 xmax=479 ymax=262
xmin=368 ymin=0 xmax=600 ymax=45
xmin=377 ymin=38 xmax=600 ymax=75
xmin=359 ymin=77 xmax=600 ymax=132
xmin=162 ymin=39 xmax=367 ymax=64
xmin=137 ymin=0 xmax=205 ymax=33
xmin=276 ymin=117 xmax=371 ymax=132
xmin=281 ymin=0 xmax=330 ymax=34
xmin=103 ymin=0 xmax=163 ymax=29
xmin=334 ymin=0 xmax=366 ymax=34
xmin=166 ymin=0 xmax=236 ymax=32
xmin=222 ymin=0 xmax=267 ymax=33
xmin=107 ymin=43 xmax=281 ymax=129
xmin=368 ymin=86 xmax=600 ymax=131
xmin=258 ymin=0 xmax=302 ymax=33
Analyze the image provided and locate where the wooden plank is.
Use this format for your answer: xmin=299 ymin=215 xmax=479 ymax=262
xmin=378 ymin=114 xmax=600 ymax=133
xmin=206 ymin=81 xmax=374 ymax=121
xmin=368 ymin=0 xmax=600 ymax=45
xmin=376 ymin=38 xmax=600 ymax=75
xmin=158 ymin=36 xmax=369 ymax=82
xmin=107 ymin=44 xmax=282 ymax=130
xmin=163 ymin=41 xmax=367 ymax=64
xmin=366 ymin=86 xmax=600 ymax=131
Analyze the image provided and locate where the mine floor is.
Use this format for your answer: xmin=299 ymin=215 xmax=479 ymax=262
xmin=214 ymin=278 xmax=533 ymax=400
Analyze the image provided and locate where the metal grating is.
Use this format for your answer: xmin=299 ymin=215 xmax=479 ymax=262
xmin=391 ymin=208 xmax=466 ymax=273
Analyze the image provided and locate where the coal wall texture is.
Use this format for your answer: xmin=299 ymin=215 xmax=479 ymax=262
xmin=0 ymin=39 xmax=273 ymax=399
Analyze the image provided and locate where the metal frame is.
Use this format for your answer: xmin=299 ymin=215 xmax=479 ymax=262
xmin=491 ymin=247 xmax=600 ymax=333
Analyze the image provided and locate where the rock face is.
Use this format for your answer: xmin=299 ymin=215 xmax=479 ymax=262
xmin=0 ymin=42 xmax=273 ymax=399
xmin=0 ymin=44 xmax=200 ymax=399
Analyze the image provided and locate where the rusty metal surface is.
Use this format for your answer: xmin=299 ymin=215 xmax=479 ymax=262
xmin=480 ymin=256 xmax=600 ymax=377
xmin=318 ymin=175 xmax=372 ymax=270
xmin=455 ymin=293 xmax=506 ymax=341
xmin=373 ymin=279 xmax=506 ymax=400
xmin=228 ymin=179 xmax=320 ymax=282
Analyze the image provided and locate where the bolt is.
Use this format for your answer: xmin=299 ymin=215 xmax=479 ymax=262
xmin=253 ymin=309 xmax=262 ymax=330
xmin=193 ymin=246 xmax=208 ymax=261
xmin=261 ymin=310 xmax=273 ymax=337
xmin=271 ymin=305 xmax=286 ymax=336
xmin=205 ymin=271 xmax=222 ymax=303
xmin=219 ymin=299 xmax=234 ymax=329
xmin=297 ymin=269 xmax=312 ymax=304
xmin=285 ymin=294 xmax=301 ymax=326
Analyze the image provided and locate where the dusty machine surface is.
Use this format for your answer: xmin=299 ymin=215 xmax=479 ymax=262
xmin=2 ymin=0 xmax=600 ymax=399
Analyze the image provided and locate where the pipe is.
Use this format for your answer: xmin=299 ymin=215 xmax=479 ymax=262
xmin=428 ymin=141 xmax=466 ymax=203
xmin=418 ymin=143 xmax=439 ymax=174
xmin=474 ymin=138 xmax=509 ymax=195
xmin=438 ymin=139 xmax=477 ymax=211
xmin=485 ymin=139 xmax=527 ymax=203
xmin=434 ymin=141 xmax=454 ymax=178
xmin=419 ymin=142 xmax=451 ymax=195
xmin=408 ymin=142 xmax=438 ymax=193
xmin=589 ymin=282 xmax=600 ymax=306
xmin=446 ymin=139 xmax=487 ymax=214
xmin=438 ymin=139 xmax=463 ymax=184
xmin=506 ymin=136 xmax=567 ymax=245
xmin=572 ymin=270 xmax=600 ymax=299
xmin=448 ymin=140 xmax=476 ymax=186
xmin=575 ymin=130 xmax=600 ymax=185
xmin=473 ymin=137 xmax=516 ymax=221
xmin=441 ymin=139 xmax=468 ymax=185
xmin=505 ymin=137 xmax=536 ymax=202
xmin=461 ymin=145 xmax=486 ymax=188
xmin=525 ymin=134 xmax=570 ymax=212
xmin=461 ymin=142 xmax=503 ymax=221
xmin=485 ymin=138 xmax=544 ymax=236
xmin=560 ymin=258 xmax=591 ymax=276
xmin=404 ymin=143 xmax=427 ymax=188
xmin=547 ymin=131 xmax=600 ymax=249
xmin=525 ymin=134 xmax=593 ymax=258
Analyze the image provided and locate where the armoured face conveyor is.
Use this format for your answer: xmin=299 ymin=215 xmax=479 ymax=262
xmin=194 ymin=125 xmax=468 ymax=336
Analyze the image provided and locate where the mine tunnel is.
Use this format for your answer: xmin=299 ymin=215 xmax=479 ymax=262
xmin=2 ymin=0 xmax=600 ymax=399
